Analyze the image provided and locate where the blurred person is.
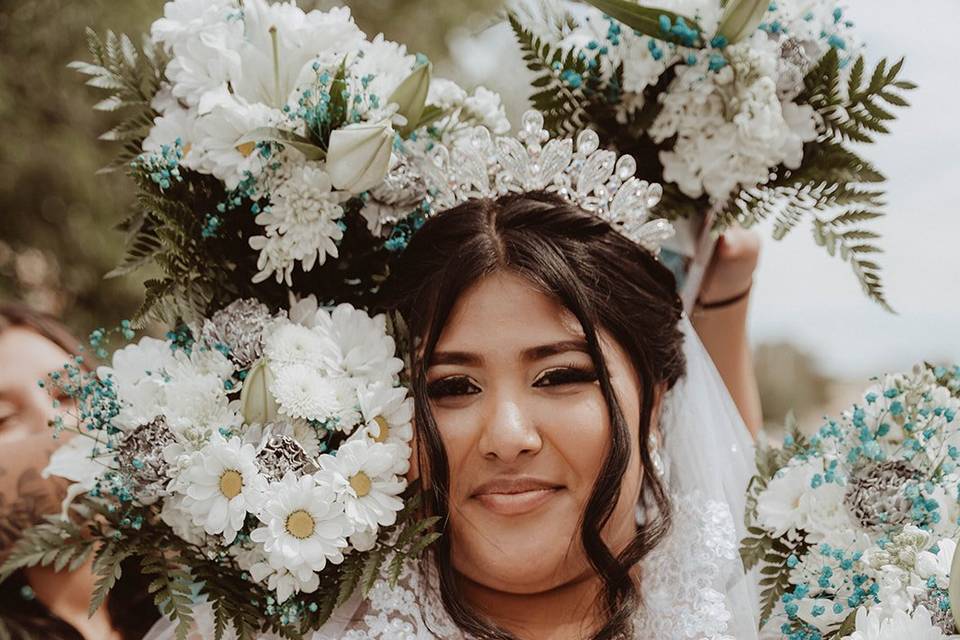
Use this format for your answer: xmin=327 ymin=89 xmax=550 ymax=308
xmin=0 ymin=303 xmax=159 ymax=640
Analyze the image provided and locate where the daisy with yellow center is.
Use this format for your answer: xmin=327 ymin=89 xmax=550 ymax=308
xmin=180 ymin=434 xmax=268 ymax=544
xmin=319 ymin=439 xmax=406 ymax=532
xmin=251 ymin=472 xmax=350 ymax=584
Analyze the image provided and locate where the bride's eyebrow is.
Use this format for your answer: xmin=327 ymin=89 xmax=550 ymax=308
xmin=429 ymin=351 xmax=482 ymax=367
xmin=521 ymin=340 xmax=590 ymax=362
xmin=427 ymin=340 xmax=589 ymax=367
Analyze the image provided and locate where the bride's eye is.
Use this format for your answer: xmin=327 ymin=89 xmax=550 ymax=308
xmin=533 ymin=366 xmax=598 ymax=388
xmin=426 ymin=376 xmax=481 ymax=399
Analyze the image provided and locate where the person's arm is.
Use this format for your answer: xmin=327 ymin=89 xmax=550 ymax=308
xmin=691 ymin=228 xmax=763 ymax=436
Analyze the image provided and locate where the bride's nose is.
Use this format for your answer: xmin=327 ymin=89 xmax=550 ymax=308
xmin=477 ymin=390 xmax=542 ymax=462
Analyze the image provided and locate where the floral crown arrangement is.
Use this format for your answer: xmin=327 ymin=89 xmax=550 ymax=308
xmin=71 ymin=0 xmax=509 ymax=326
xmin=507 ymin=0 xmax=916 ymax=309
xmin=742 ymin=364 xmax=960 ymax=638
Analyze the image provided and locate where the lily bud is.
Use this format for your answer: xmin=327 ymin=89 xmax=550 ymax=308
xmin=326 ymin=120 xmax=394 ymax=194
xmin=390 ymin=62 xmax=432 ymax=135
xmin=716 ymin=0 xmax=768 ymax=44
xmin=240 ymin=359 xmax=279 ymax=425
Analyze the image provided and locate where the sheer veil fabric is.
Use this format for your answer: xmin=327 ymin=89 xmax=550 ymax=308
xmin=143 ymin=316 xmax=761 ymax=640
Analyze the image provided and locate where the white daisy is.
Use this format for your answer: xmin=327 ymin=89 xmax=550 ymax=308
xmin=177 ymin=435 xmax=267 ymax=544
xmin=249 ymin=562 xmax=320 ymax=604
xmin=250 ymin=472 xmax=350 ymax=583
xmin=193 ymin=98 xmax=281 ymax=189
xmin=312 ymin=304 xmax=404 ymax=384
xmin=320 ymin=439 xmax=405 ymax=531
xmin=352 ymin=382 xmax=413 ymax=474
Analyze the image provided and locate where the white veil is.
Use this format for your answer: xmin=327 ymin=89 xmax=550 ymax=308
xmin=635 ymin=314 xmax=761 ymax=638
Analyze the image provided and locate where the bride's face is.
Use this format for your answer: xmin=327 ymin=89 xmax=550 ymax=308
xmin=425 ymin=271 xmax=654 ymax=594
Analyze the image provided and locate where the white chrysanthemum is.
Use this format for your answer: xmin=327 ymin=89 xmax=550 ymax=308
xmin=353 ymin=381 xmax=413 ymax=467
xmin=177 ymin=435 xmax=267 ymax=543
xmin=150 ymin=0 xmax=238 ymax=52
xmin=142 ymin=106 xmax=201 ymax=169
xmin=848 ymin=606 xmax=948 ymax=640
xmin=231 ymin=0 xmax=364 ymax=110
xmin=263 ymin=322 xmax=337 ymax=366
xmin=98 ymin=337 xmax=175 ymax=429
xmin=270 ymin=363 xmax=357 ymax=425
xmin=248 ymin=163 xmax=347 ymax=285
xmin=427 ymin=78 xmax=467 ymax=110
xmin=353 ymin=34 xmax=416 ymax=111
xmin=320 ymin=439 xmax=405 ymax=531
xmin=250 ymin=473 xmax=350 ymax=585
xmin=463 ymin=87 xmax=510 ymax=135
xmin=312 ymin=304 xmax=404 ymax=384
xmin=162 ymin=364 xmax=242 ymax=444
xmin=193 ymin=98 xmax=281 ymax=189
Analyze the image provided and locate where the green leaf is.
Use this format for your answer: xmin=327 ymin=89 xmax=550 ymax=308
xmin=580 ymin=0 xmax=703 ymax=46
xmin=236 ymin=127 xmax=326 ymax=161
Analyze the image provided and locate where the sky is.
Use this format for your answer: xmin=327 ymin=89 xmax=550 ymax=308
xmin=445 ymin=0 xmax=960 ymax=379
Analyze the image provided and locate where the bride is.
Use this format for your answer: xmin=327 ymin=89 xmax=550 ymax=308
xmin=146 ymin=118 xmax=762 ymax=638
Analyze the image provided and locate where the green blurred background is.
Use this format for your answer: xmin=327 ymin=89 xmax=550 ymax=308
xmin=0 ymin=0 xmax=840 ymax=430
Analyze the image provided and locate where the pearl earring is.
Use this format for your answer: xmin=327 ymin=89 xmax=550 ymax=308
xmin=649 ymin=434 xmax=664 ymax=478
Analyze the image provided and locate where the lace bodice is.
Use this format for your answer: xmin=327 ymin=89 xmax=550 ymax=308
xmin=314 ymin=491 xmax=741 ymax=640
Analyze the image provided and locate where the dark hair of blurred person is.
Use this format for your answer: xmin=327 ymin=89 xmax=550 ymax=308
xmin=0 ymin=302 xmax=160 ymax=640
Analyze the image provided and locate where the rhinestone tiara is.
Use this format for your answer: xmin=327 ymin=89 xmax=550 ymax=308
xmin=413 ymin=110 xmax=674 ymax=254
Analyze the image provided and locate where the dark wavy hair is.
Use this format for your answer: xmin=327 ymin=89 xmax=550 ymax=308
xmin=377 ymin=191 xmax=687 ymax=639
xmin=0 ymin=303 xmax=160 ymax=640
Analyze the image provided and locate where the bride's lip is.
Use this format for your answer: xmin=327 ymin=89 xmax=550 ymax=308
xmin=470 ymin=478 xmax=564 ymax=516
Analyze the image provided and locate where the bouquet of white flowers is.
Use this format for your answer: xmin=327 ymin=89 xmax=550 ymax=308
xmin=507 ymin=0 xmax=915 ymax=309
xmin=743 ymin=365 xmax=960 ymax=639
xmin=0 ymin=2 xmax=517 ymax=636
xmin=1 ymin=298 xmax=431 ymax=639
xmin=72 ymin=0 xmax=509 ymax=326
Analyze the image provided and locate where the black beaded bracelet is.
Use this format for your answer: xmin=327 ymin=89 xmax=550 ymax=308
xmin=695 ymin=282 xmax=753 ymax=311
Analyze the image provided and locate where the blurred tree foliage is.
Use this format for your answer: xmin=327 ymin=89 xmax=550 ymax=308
xmin=754 ymin=341 xmax=834 ymax=431
xmin=0 ymin=0 xmax=500 ymax=336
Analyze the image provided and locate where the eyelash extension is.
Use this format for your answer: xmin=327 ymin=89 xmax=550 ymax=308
xmin=426 ymin=376 xmax=480 ymax=399
xmin=533 ymin=365 xmax=598 ymax=387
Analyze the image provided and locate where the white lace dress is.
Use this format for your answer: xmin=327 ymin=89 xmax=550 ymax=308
xmin=311 ymin=492 xmax=743 ymax=640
